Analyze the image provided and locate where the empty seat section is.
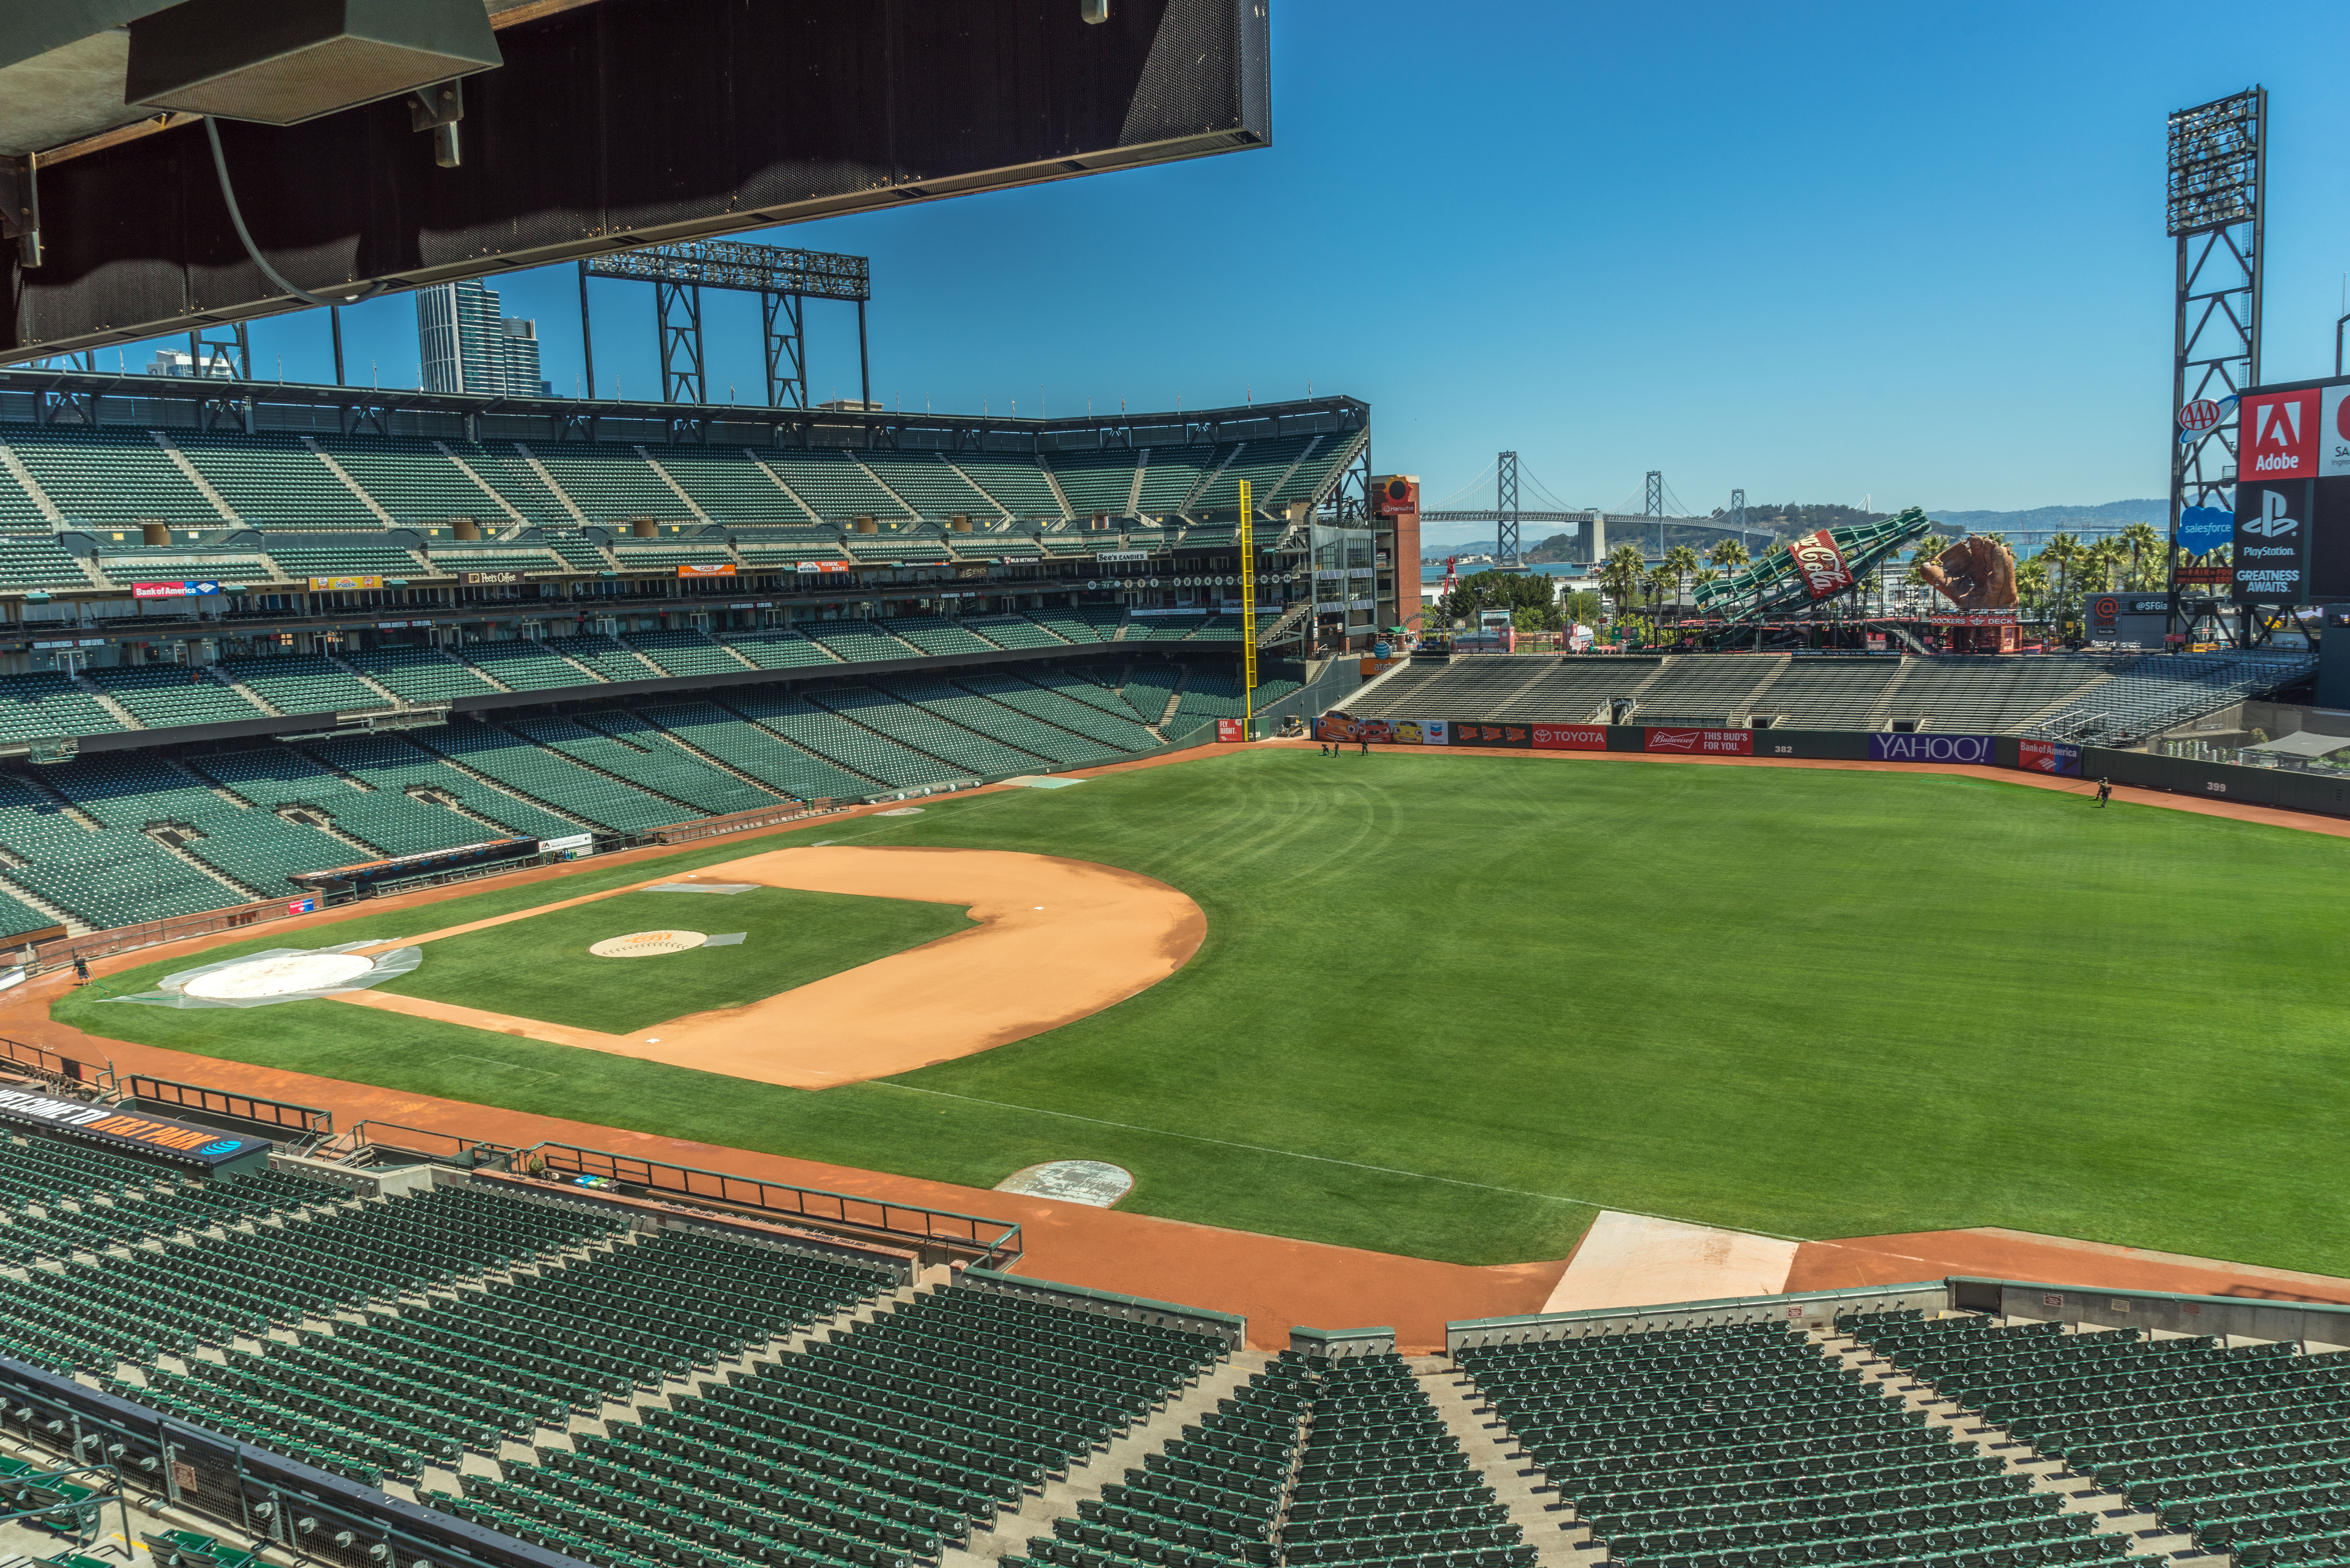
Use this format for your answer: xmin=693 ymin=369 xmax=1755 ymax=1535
xmin=956 ymin=672 xmax=1159 ymax=751
xmin=414 ymin=720 xmax=698 ymax=832
xmin=4 ymin=427 xmax=224 ymax=528
xmin=342 ymin=644 xmax=503 ymax=702
xmin=169 ymin=433 xmax=377 ymax=527
xmin=730 ymin=530 xmax=850 ymax=570
xmin=722 ymin=690 xmax=960 ymax=789
xmin=1844 ymin=1308 xmax=2350 ymax=1566
xmin=623 ymin=629 xmax=749 ymax=676
xmin=1461 ymin=1320 xmax=2105 ymax=1568
xmin=1048 ymin=450 xmax=1141 ymax=515
xmin=963 ymin=614 xmax=1069 ymax=650
xmin=719 ymin=630 xmax=841 ymax=670
xmin=652 ymin=448 xmax=817 ymax=525
xmin=301 ymin=732 xmax=581 ymax=841
xmin=1130 ymin=614 xmax=1207 ymax=641
xmin=426 ymin=547 xmax=565 ymax=578
xmin=806 ymin=621 xmax=922 ymax=663
xmin=2027 ymin=651 xmax=2312 ymax=743
xmin=90 ymin=551 xmax=276 ymax=590
xmin=314 ymin=436 xmax=509 ymax=526
xmin=539 ymin=712 xmax=784 ymax=815
xmin=84 ymin=664 xmax=267 ymax=727
xmin=262 ymin=543 xmax=424 ymax=585
xmin=636 ymin=702 xmax=871 ymax=801
xmin=876 ymin=678 xmax=1126 ymax=767
xmin=0 ymin=535 xmax=86 ymax=593
xmin=0 ymin=674 xmax=128 ymax=741
xmin=214 ymin=654 xmax=385 ymax=714
xmin=452 ymin=442 xmax=576 ymax=523
xmin=956 ymin=456 xmax=1066 ymax=519
xmin=1025 ymin=667 xmax=1155 ymax=725
xmin=812 ymin=685 xmax=1044 ymax=778
xmin=859 ymin=454 xmax=1002 ymax=519
xmin=42 ymin=752 xmax=350 ymax=897
xmin=191 ymin=746 xmax=488 ymax=858
xmin=1757 ymin=659 xmax=1906 ymax=728
xmin=763 ymin=451 xmax=913 ymax=521
xmin=1187 ymin=436 xmax=1319 ymax=511
xmin=876 ymin=616 xmax=998 ymax=656
xmin=522 ymin=443 xmax=695 ymax=524
xmin=1137 ymin=446 xmax=1224 ymax=512
xmin=1270 ymin=430 xmax=1365 ymax=503
xmin=1628 ymin=657 xmax=1787 ymax=724
xmin=542 ymin=634 xmax=661 ymax=682
xmin=456 ymin=637 xmax=602 ymax=692
xmin=1027 ymin=606 xmax=1123 ymax=642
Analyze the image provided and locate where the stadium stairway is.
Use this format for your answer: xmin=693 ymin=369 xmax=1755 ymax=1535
xmin=939 ymin=1352 xmax=1271 ymax=1567
xmin=1418 ymin=1362 xmax=1581 ymax=1568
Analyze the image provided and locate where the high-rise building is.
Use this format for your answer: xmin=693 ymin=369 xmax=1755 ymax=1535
xmin=417 ymin=278 xmax=549 ymax=396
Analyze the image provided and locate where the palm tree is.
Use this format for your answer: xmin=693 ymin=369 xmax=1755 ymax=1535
xmin=2039 ymin=533 xmax=2083 ymax=632
xmin=2015 ymin=557 xmax=2050 ymax=617
xmin=1662 ymin=544 xmax=1702 ymax=613
xmin=1707 ymin=538 xmax=1749 ymax=574
xmin=1644 ymin=563 xmax=1678 ymax=642
xmin=1905 ymin=534 xmax=1949 ymax=589
xmin=1598 ymin=543 xmax=1645 ymax=637
xmin=2117 ymin=521 xmax=2164 ymax=589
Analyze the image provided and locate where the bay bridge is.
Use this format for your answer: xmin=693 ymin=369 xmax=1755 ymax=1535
xmin=1420 ymin=453 xmax=1778 ymax=566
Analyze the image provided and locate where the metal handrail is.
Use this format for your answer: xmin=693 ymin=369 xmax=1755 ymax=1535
xmin=520 ymin=1140 xmax=1023 ymax=1266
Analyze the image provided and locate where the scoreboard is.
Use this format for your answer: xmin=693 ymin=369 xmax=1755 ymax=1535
xmin=2233 ymin=378 xmax=2350 ymax=603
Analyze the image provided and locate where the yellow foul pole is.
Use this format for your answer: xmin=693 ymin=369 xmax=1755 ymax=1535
xmin=1237 ymin=479 xmax=1257 ymax=735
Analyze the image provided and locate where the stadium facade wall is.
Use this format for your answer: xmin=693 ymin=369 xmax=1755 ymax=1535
xmin=959 ymin=1265 xmax=1247 ymax=1351
xmin=2080 ymin=744 xmax=2350 ymax=820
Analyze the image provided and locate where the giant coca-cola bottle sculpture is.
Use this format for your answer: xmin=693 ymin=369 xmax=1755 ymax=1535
xmin=1694 ymin=507 xmax=1933 ymax=623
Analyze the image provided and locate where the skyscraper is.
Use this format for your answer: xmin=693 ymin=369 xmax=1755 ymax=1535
xmin=417 ymin=278 xmax=549 ymax=396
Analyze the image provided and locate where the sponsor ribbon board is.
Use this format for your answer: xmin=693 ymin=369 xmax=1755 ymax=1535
xmin=1644 ymin=727 xmax=1753 ymax=755
xmin=2016 ymin=739 xmax=2081 ymax=777
xmin=793 ymin=561 xmax=852 ymax=574
xmin=308 ymin=575 xmax=383 ymax=592
xmin=0 ymin=1088 xmax=272 ymax=1172
xmin=1531 ymin=724 xmax=1609 ymax=751
xmin=1787 ymin=531 xmax=1857 ymax=598
xmin=1869 ymin=733 xmax=1996 ymax=764
xmin=678 ymin=563 xmax=737 ymax=577
xmin=460 ymin=571 xmax=523 ymax=586
xmin=133 ymin=580 xmax=221 ymax=599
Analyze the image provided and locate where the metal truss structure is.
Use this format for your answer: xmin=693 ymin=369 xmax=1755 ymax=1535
xmin=1496 ymin=450 xmax=1520 ymax=566
xmin=580 ymin=240 xmax=871 ymax=413
xmin=2166 ymin=87 xmax=2265 ymax=643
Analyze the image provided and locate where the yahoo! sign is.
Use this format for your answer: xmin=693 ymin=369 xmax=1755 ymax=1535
xmin=1869 ymin=733 xmax=1996 ymax=765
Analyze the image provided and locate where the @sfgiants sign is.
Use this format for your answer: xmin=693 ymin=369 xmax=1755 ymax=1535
xmin=1788 ymin=531 xmax=1858 ymax=598
xmin=0 ymin=1088 xmax=272 ymax=1172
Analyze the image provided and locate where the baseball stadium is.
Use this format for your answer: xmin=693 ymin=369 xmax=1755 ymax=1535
xmin=0 ymin=14 xmax=2335 ymax=1568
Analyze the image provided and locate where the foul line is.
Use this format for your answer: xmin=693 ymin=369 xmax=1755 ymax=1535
xmin=872 ymin=1081 xmax=1815 ymax=1245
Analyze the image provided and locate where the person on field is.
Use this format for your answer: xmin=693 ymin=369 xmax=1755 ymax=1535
xmin=72 ymin=955 xmax=88 ymax=985
xmin=2095 ymin=777 xmax=2112 ymax=809
xmin=1358 ymin=736 xmax=1369 ymax=756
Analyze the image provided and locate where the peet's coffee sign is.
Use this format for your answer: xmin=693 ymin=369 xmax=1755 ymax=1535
xmin=0 ymin=1088 xmax=272 ymax=1171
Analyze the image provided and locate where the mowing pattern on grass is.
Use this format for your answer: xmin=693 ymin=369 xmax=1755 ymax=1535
xmin=53 ymin=750 xmax=2350 ymax=1273
xmin=373 ymin=886 xmax=972 ymax=1034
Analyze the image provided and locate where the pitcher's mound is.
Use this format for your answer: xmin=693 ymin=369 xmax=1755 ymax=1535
xmin=185 ymin=951 xmax=374 ymax=999
xmin=589 ymin=930 xmax=706 ymax=958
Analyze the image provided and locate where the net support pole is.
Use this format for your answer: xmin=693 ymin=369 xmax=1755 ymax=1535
xmin=1238 ymin=479 xmax=1257 ymax=735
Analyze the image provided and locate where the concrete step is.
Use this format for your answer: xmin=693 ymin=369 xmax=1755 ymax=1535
xmin=1414 ymin=1358 xmax=1580 ymax=1567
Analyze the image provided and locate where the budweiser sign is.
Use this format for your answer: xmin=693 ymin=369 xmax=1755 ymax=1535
xmin=1788 ymin=530 xmax=1856 ymax=598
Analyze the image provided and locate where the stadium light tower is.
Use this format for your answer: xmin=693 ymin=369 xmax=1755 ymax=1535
xmin=580 ymin=240 xmax=871 ymax=411
xmin=1496 ymin=451 xmax=1520 ymax=567
xmin=2165 ymin=87 xmax=2264 ymax=637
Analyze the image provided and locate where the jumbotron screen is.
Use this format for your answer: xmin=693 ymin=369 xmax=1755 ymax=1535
xmin=2234 ymin=376 xmax=2350 ymax=603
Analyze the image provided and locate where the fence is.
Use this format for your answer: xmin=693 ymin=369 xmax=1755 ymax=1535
xmin=520 ymin=1141 xmax=1023 ymax=1267
xmin=0 ymin=1035 xmax=98 ymax=1089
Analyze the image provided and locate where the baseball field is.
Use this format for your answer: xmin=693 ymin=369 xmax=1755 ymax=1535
xmin=53 ymin=747 xmax=2350 ymax=1273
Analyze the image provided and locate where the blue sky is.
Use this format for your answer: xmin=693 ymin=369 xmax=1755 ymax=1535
xmin=111 ymin=1 xmax=2350 ymax=546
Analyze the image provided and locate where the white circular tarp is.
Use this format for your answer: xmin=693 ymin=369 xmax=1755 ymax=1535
xmin=184 ymin=952 xmax=375 ymax=1000
xmin=589 ymin=930 xmax=707 ymax=958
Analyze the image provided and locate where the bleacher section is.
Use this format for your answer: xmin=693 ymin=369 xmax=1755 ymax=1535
xmin=765 ymin=452 xmax=913 ymax=521
xmin=3 ymin=426 xmax=223 ymax=528
xmin=0 ymin=674 xmax=127 ymax=743
xmin=636 ymin=701 xmax=874 ymax=803
xmin=214 ymin=654 xmax=387 ymax=715
xmin=314 ymin=436 xmax=507 ymax=525
xmin=1462 ymin=1320 xmax=2124 ymax=1568
xmin=417 ymin=719 xmax=701 ymax=833
xmin=1357 ymin=652 xmax=2305 ymax=743
xmin=723 ymin=689 xmax=967 ymax=789
xmin=1843 ymin=1309 xmax=2350 ymax=1568
xmin=169 ymin=433 xmax=379 ymax=528
xmin=812 ymin=685 xmax=1045 ymax=778
xmin=195 ymin=745 xmax=496 ymax=857
xmin=526 ymin=443 xmax=696 ymax=524
xmin=302 ymin=732 xmax=581 ymax=843
xmin=626 ymin=629 xmax=751 ymax=677
xmin=84 ymin=665 xmax=267 ymax=727
xmin=458 ymin=637 xmax=602 ymax=692
xmin=342 ymin=644 xmax=504 ymax=702
xmin=652 ymin=448 xmax=815 ymax=527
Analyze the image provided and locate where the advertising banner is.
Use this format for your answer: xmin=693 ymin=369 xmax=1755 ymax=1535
xmin=1315 ymin=711 xmax=1396 ymax=743
xmin=1787 ymin=531 xmax=1857 ymax=598
xmin=1531 ymin=724 xmax=1609 ymax=750
xmin=1215 ymin=719 xmax=1244 ymax=743
xmin=794 ymin=561 xmax=852 ymax=574
xmin=2234 ymin=479 xmax=2309 ymax=602
xmin=1644 ymin=727 xmax=1754 ymax=755
xmin=678 ymin=563 xmax=737 ymax=578
xmin=285 ymin=897 xmax=315 ymax=915
xmin=538 ymin=832 xmax=595 ymax=854
xmin=2322 ymin=384 xmax=2350 ymax=479
xmin=133 ymin=581 xmax=221 ymax=599
xmin=1452 ymin=723 xmax=1532 ymax=748
xmin=1373 ymin=476 xmax=1420 ymax=517
xmin=0 ymin=1087 xmax=270 ymax=1172
xmin=460 ymin=571 xmax=523 ymax=586
xmin=2175 ymin=564 xmax=2232 ymax=585
xmin=1869 ymin=733 xmax=1996 ymax=764
xmin=2243 ymin=387 xmax=2320 ymax=480
xmin=308 ymin=575 xmax=383 ymax=592
xmin=1391 ymin=719 xmax=1447 ymax=745
xmin=2016 ymin=739 xmax=2082 ymax=777
xmin=1925 ymin=609 xmax=2018 ymax=626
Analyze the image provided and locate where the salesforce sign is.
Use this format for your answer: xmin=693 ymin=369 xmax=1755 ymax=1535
xmin=1869 ymin=733 xmax=1997 ymax=765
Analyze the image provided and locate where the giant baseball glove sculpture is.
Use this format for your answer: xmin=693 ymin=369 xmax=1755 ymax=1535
xmin=1914 ymin=536 xmax=2018 ymax=610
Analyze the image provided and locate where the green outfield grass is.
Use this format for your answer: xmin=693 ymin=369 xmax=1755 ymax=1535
xmin=57 ymin=750 xmax=2350 ymax=1273
xmin=372 ymin=886 xmax=969 ymax=1033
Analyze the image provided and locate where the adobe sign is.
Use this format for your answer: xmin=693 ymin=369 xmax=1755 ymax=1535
xmin=2243 ymin=388 xmax=2320 ymax=479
